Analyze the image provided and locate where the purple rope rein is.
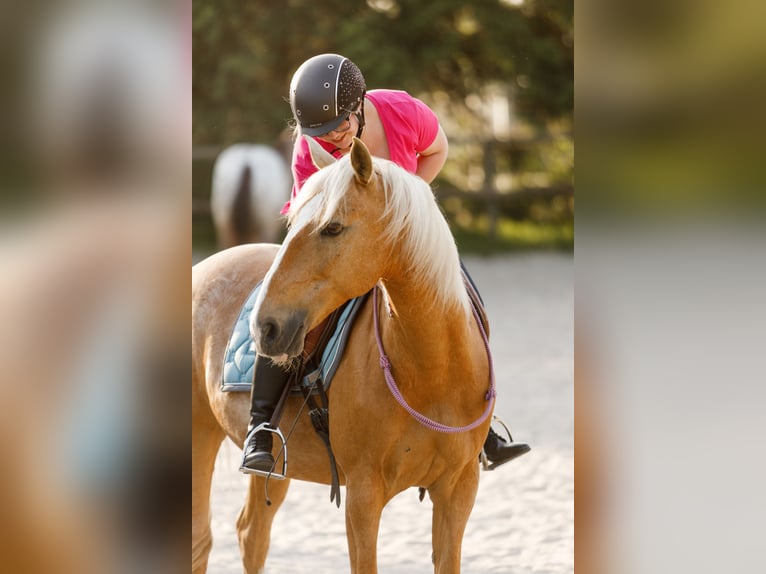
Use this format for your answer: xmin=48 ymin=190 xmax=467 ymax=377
xmin=373 ymin=285 xmax=496 ymax=433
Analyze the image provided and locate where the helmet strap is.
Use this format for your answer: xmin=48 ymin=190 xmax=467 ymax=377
xmin=354 ymin=94 xmax=366 ymax=139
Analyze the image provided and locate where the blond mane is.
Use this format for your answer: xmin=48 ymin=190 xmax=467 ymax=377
xmin=287 ymin=155 xmax=470 ymax=312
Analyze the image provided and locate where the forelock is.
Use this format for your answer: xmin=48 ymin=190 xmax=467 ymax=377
xmin=286 ymin=156 xmax=356 ymax=231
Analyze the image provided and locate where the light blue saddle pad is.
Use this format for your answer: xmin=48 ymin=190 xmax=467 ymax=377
xmin=221 ymin=282 xmax=367 ymax=393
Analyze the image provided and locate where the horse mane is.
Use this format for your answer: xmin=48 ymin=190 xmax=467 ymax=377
xmin=287 ymin=155 xmax=470 ymax=313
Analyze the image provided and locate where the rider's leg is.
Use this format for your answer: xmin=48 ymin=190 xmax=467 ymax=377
xmin=460 ymin=260 xmax=531 ymax=470
xmin=459 ymin=259 xmax=484 ymax=305
xmin=482 ymin=427 xmax=531 ymax=469
xmin=239 ymin=355 xmax=290 ymax=474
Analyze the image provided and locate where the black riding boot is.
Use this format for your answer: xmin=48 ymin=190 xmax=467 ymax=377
xmin=239 ymin=355 xmax=290 ymax=475
xmin=482 ymin=427 xmax=531 ymax=470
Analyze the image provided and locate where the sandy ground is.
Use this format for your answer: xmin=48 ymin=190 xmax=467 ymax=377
xmin=202 ymin=252 xmax=573 ymax=573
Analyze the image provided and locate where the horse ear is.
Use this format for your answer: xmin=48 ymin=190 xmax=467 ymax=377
xmin=350 ymin=137 xmax=373 ymax=185
xmin=304 ymin=136 xmax=336 ymax=169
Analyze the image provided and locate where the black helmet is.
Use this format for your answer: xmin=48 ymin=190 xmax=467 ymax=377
xmin=289 ymin=54 xmax=366 ymax=136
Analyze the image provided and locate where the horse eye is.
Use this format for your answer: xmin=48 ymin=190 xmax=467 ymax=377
xmin=321 ymin=222 xmax=344 ymax=236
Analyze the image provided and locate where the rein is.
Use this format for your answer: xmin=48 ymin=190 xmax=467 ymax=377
xmin=373 ymin=286 xmax=496 ymax=433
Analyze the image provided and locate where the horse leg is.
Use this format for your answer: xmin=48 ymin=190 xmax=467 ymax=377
xmin=345 ymin=481 xmax=387 ymax=574
xmin=237 ymin=476 xmax=291 ymax=574
xmin=191 ymin=421 xmax=225 ymax=574
xmin=429 ymin=463 xmax=480 ymax=574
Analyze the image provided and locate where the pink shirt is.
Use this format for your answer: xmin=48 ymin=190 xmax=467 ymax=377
xmin=282 ymin=89 xmax=440 ymax=214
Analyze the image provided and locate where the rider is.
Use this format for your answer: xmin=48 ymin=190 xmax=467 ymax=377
xmin=240 ymin=53 xmax=530 ymax=476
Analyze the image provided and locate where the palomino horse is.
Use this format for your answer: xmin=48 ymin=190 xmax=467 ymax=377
xmin=192 ymin=137 xmax=495 ymax=573
xmin=210 ymin=143 xmax=292 ymax=249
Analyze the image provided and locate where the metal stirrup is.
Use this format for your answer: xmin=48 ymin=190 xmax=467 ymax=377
xmin=243 ymin=422 xmax=288 ymax=480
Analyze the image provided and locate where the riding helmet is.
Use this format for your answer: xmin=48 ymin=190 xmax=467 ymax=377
xmin=289 ymin=54 xmax=366 ymax=136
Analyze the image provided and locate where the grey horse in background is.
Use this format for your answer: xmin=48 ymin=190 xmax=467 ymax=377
xmin=210 ymin=144 xmax=292 ymax=249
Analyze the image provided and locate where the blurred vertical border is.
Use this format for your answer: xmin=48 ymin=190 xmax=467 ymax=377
xmin=0 ymin=1 xmax=189 ymax=572
xmin=577 ymin=0 xmax=766 ymax=572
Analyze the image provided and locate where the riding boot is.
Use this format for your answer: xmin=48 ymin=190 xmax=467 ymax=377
xmin=239 ymin=355 xmax=290 ymax=475
xmin=482 ymin=427 xmax=531 ymax=470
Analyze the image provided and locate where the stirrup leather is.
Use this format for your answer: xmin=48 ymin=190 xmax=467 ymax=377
xmin=480 ymin=415 xmax=514 ymax=471
xmin=240 ymin=422 xmax=288 ymax=480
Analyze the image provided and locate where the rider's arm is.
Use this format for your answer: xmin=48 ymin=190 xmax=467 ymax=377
xmin=416 ymin=124 xmax=448 ymax=184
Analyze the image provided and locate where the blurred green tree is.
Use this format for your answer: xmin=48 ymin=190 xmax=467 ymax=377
xmin=192 ymin=0 xmax=572 ymax=145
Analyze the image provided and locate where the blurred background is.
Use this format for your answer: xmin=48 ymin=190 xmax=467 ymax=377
xmin=577 ymin=0 xmax=766 ymax=573
xmin=192 ymin=0 xmax=573 ymax=255
xmin=1 ymin=1 xmax=188 ymax=572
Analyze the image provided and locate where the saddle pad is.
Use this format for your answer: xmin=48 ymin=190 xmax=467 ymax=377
xmin=220 ymin=281 xmax=263 ymax=392
xmin=221 ymin=282 xmax=367 ymax=393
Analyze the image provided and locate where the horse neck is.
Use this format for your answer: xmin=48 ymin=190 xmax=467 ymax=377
xmin=377 ymin=276 xmax=485 ymax=392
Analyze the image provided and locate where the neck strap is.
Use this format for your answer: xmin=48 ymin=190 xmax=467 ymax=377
xmin=373 ymin=286 xmax=496 ymax=434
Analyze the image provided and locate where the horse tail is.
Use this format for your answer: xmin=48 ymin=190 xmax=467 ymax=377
xmin=232 ymin=164 xmax=252 ymax=245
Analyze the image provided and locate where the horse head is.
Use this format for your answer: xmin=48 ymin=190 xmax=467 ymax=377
xmin=251 ymin=137 xmax=390 ymax=359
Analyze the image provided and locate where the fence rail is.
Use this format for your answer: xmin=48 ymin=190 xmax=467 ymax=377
xmin=192 ymin=137 xmax=572 ymax=239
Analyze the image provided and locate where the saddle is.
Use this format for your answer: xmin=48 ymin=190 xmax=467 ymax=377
xmin=221 ymin=282 xmax=367 ymax=395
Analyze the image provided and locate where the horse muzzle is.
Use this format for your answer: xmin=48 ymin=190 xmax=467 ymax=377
xmin=253 ymin=311 xmax=307 ymax=358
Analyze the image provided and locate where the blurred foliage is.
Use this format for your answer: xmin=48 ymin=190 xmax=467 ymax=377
xmin=452 ymin=217 xmax=574 ymax=254
xmin=578 ymin=0 xmax=766 ymax=216
xmin=193 ymin=0 xmax=572 ymax=144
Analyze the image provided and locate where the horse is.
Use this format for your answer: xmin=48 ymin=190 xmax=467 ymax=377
xmin=192 ymin=137 xmax=495 ymax=573
xmin=210 ymin=144 xmax=292 ymax=249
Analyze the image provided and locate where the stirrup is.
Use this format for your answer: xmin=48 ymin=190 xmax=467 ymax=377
xmin=240 ymin=422 xmax=288 ymax=480
xmin=480 ymin=415 xmax=514 ymax=471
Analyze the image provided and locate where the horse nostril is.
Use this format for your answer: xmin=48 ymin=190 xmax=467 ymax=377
xmin=258 ymin=318 xmax=279 ymax=343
